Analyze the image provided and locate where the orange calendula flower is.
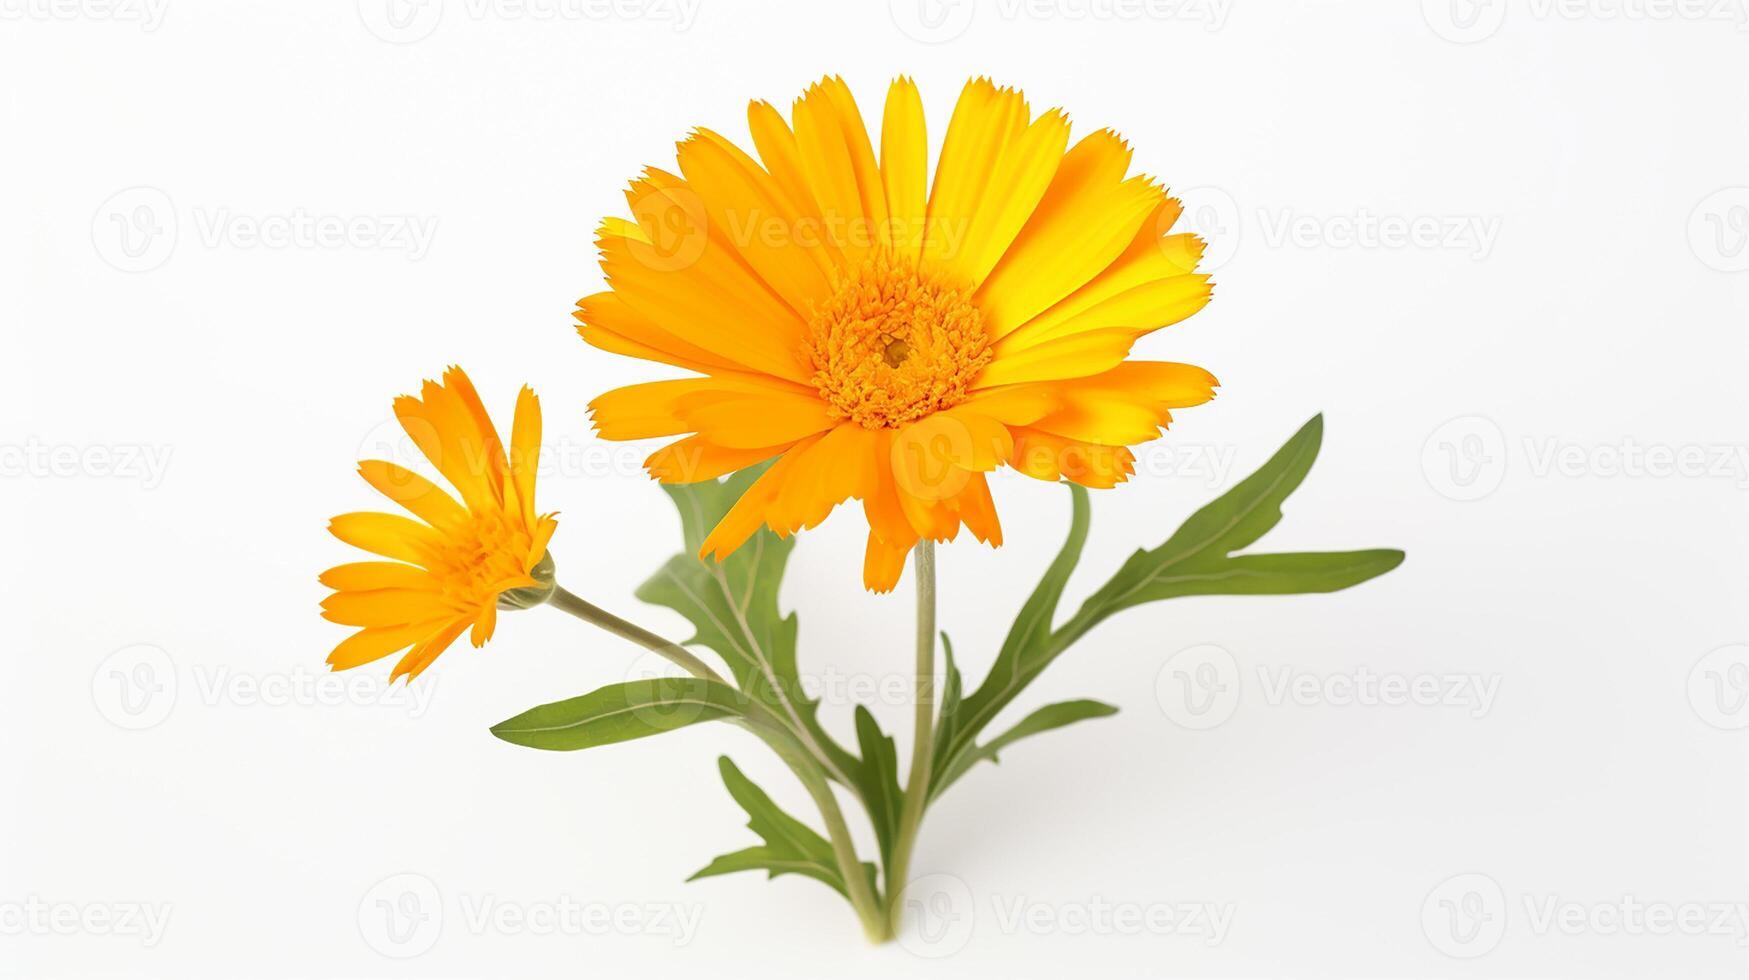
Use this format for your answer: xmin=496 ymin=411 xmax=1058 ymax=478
xmin=321 ymin=367 xmax=558 ymax=680
xmin=579 ymin=75 xmax=1217 ymax=591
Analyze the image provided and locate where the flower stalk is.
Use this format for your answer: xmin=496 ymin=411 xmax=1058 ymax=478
xmin=543 ymin=580 xmax=888 ymax=940
xmin=883 ymin=539 xmax=937 ymax=936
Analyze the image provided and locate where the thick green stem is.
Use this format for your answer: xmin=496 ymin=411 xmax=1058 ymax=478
xmin=883 ymin=539 xmax=937 ymax=935
xmin=793 ymin=757 xmax=891 ymax=942
xmin=545 ymin=582 xmax=887 ymax=938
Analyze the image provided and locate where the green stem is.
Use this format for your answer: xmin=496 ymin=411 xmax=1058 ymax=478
xmin=793 ymin=755 xmax=891 ymax=942
xmin=547 ymin=585 xmax=724 ymax=683
xmin=883 ymin=539 xmax=937 ymax=935
xmin=545 ymin=582 xmax=888 ymax=939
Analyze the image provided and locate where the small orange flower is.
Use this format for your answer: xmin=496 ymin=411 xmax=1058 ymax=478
xmin=580 ymin=75 xmax=1218 ymax=591
xmin=321 ymin=367 xmax=557 ymax=681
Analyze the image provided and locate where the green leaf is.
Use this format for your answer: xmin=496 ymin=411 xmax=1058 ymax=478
xmin=937 ymin=414 xmax=1403 ymax=803
xmin=931 ymin=631 xmax=963 ymax=777
xmin=1115 ymin=549 xmax=1406 ymax=601
xmin=489 ymin=677 xmax=746 ymax=751
xmin=689 ymin=757 xmax=873 ymax=898
xmin=933 ymin=699 xmax=1118 ymax=798
xmin=637 ymin=467 xmax=859 ymax=779
xmin=850 ymin=707 xmax=903 ymax=868
xmin=1077 ymin=414 xmax=1372 ymax=618
xmin=944 ymin=483 xmax=1091 ymax=767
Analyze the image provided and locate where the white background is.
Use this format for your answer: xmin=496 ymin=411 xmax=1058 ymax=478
xmin=4 ymin=1 xmax=1748 ymax=976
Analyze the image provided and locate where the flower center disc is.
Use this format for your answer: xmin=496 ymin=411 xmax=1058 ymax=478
xmin=429 ymin=512 xmax=533 ymax=602
xmin=804 ymin=255 xmax=992 ymax=430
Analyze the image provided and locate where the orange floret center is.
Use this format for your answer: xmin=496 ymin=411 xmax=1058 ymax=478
xmin=427 ymin=511 xmax=537 ymax=604
xmin=803 ymin=254 xmax=992 ymax=430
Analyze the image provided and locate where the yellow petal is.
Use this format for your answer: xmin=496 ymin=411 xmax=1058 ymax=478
xmin=646 ymin=435 xmax=787 ymax=484
xmin=328 ymin=512 xmax=444 ymax=565
xmin=327 ymin=620 xmax=448 ymax=671
xmin=575 ymin=291 xmax=748 ymax=376
xmin=676 ymin=390 xmax=836 ymax=449
xmin=676 ymin=128 xmax=835 ymax=312
xmin=357 ymin=460 xmax=468 ymax=530
xmin=390 ymin=618 xmax=471 ymax=682
xmin=509 ymin=386 xmax=541 ymax=527
xmin=319 ymin=561 xmax=434 ymax=593
xmin=699 ymin=434 xmax=823 ymax=559
xmin=862 ymin=532 xmax=912 ymax=592
xmin=321 ymin=587 xmax=452 ymax=628
xmin=975 ymin=328 xmax=1138 ymax=388
xmin=880 ymin=76 xmax=928 ymax=262
xmin=957 ymin=108 xmax=1070 ymax=287
xmin=976 ymin=130 xmax=1166 ymax=339
xmin=925 ymin=79 xmax=1028 ymax=272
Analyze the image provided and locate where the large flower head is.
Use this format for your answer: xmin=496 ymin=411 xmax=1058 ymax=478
xmin=580 ymin=75 xmax=1217 ymax=591
xmin=321 ymin=367 xmax=557 ymax=680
